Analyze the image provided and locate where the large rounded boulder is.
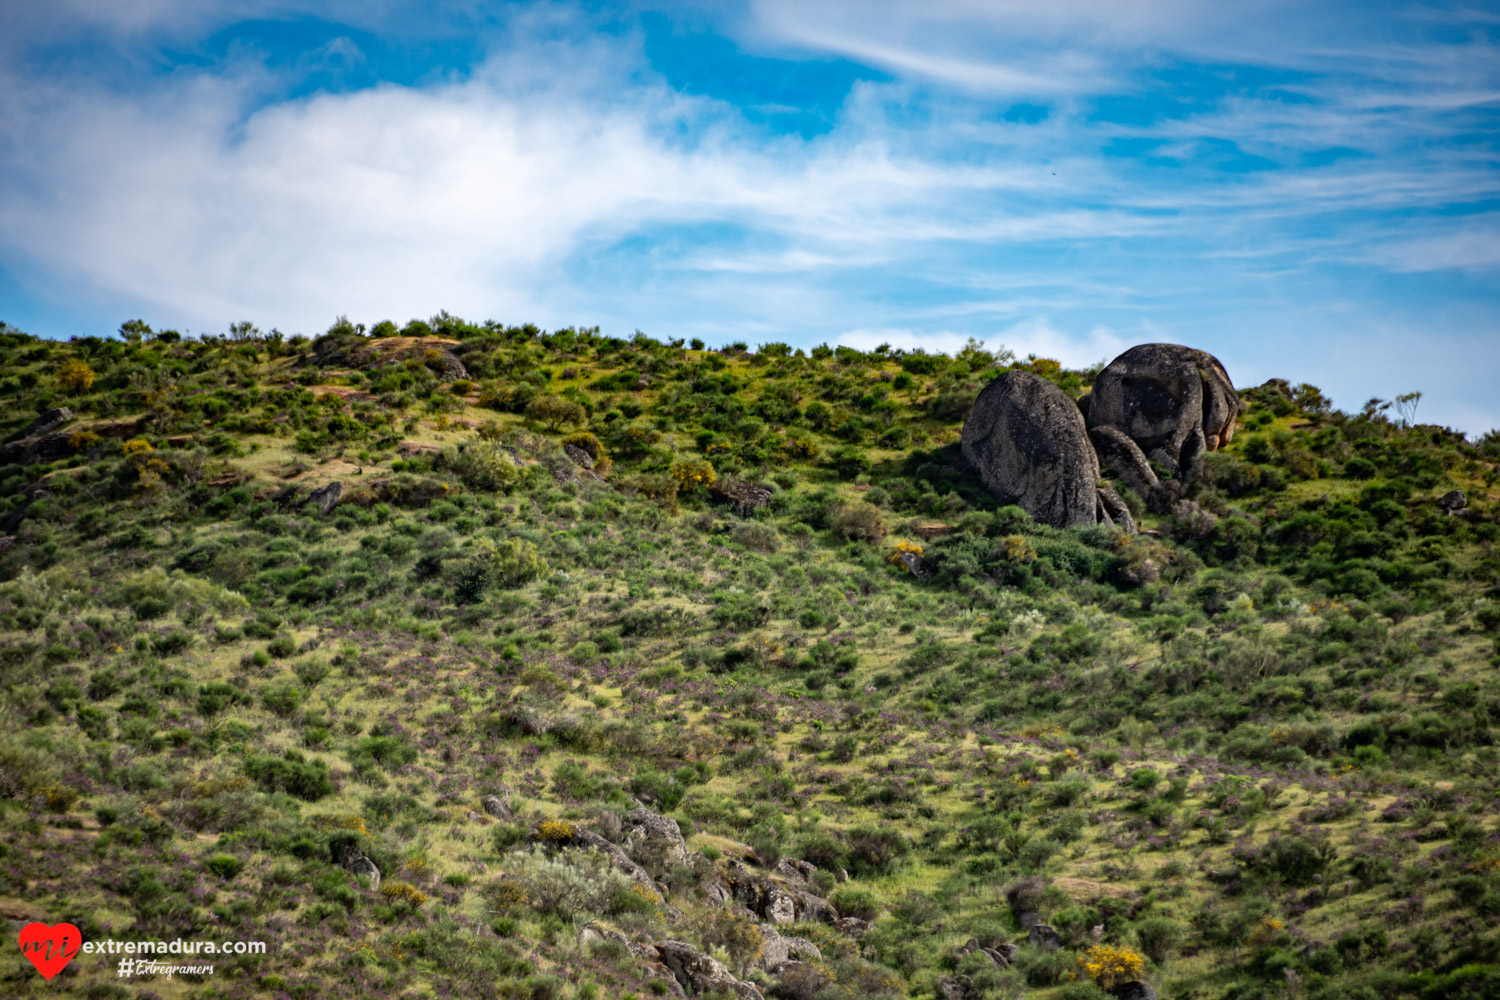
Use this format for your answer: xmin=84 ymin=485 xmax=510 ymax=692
xmin=961 ymin=371 xmax=1100 ymax=529
xmin=1087 ymin=344 xmax=1238 ymax=474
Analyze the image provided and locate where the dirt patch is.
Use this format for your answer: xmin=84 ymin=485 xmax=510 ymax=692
xmin=310 ymin=385 xmax=375 ymax=402
xmin=1053 ymin=876 xmax=1136 ymax=901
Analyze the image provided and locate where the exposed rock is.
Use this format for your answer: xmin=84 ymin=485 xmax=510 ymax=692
xmin=764 ymin=886 xmax=797 ymax=925
xmin=835 ymin=917 xmax=871 ymax=937
xmin=774 ymin=858 xmax=819 ymax=885
xmin=345 ymin=854 xmax=380 ymax=891
xmin=936 ymin=974 xmax=980 ymax=1000
xmin=300 ymin=481 xmax=343 ymax=515
xmin=1028 ymin=923 xmax=1062 ymax=951
xmin=1017 ymin=910 xmax=1044 ymax=929
xmin=1096 ymin=483 xmax=1136 ymax=533
xmin=714 ymin=479 xmax=773 ymax=517
xmin=15 ymin=407 xmax=73 ymax=440
xmin=1258 ymin=377 xmax=1293 ymax=399
xmin=956 ymin=937 xmax=1014 ymax=968
xmin=555 ymin=826 xmax=660 ymax=891
xmin=1110 ymin=982 xmax=1159 ymax=1000
xmin=563 ymin=444 xmax=594 ymax=469
xmin=624 ymin=808 xmax=688 ymax=867
xmin=1089 ymin=425 xmax=1160 ymax=500
xmin=1088 ymin=343 xmax=1239 ymax=474
xmin=899 ymin=549 xmax=931 ymax=578
xmin=481 ymin=790 xmax=512 ymax=819
xmin=655 ymin=940 xmax=763 ymax=1000
xmin=961 ymin=370 xmax=1101 ymax=528
xmin=757 ymin=923 xmax=819 ymax=972
xmin=1438 ymin=490 xmax=1468 ymax=515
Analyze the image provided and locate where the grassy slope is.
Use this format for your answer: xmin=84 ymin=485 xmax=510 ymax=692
xmin=0 ymin=322 xmax=1497 ymax=1000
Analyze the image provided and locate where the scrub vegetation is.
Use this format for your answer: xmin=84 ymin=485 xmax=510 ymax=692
xmin=1 ymin=315 xmax=1498 ymax=1000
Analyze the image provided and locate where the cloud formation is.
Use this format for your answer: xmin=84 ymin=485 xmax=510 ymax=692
xmin=0 ymin=1 xmax=1496 ymax=431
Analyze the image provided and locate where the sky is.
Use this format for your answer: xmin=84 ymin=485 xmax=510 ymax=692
xmin=0 ymin=2 xmax=1497 ymax=434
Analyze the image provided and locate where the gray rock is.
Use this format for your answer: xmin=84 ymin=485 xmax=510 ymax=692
xmin=961 ymin=370 xmax=1101 ymax=528
xmin=571 ymin=828 xmax=660 ymax=891
xmin=481 ymin=791 xmax=511 ymax=819
xmin=345 ymin=854 xmax=380 ymax=891
xmin=624 ymin=807 xmax=688 ymax=867
xmin=301 ymin=481 xmax=343 ymax=515
xmin=1438 ymin=490 xmax=1467 ymax=514
xmin=714 ymin=479 xmax=773 ymax=517
xmin=1088 ymin=343 xmax=1238 ymax=474
xmin=835 ymin=917 xmax=871 ymax=937
xmin=1090 ymin=425 xmax=1160 ymax=501
xmin=563 ymin=444 xmax=594 ymax=469
xmin=764 ymin=886 xmax=797 ymax=925
xmin=936 ymin=974 xmax=979 ymax=1000
xmin=16 ymin=407 xmax=74 ymax=440
xmin=1111 ymin=982 xmax=1159 ymax=1000
xmin=1096 ymin=482 xmax=1136 ymax=533
xmin=655 ymin=940 xmax=763 ymax=1000
xmin=1028 ymin=923 xmax=1062 ymax=951
xmin=1017 ymin=910 xmax=1044 ymax=929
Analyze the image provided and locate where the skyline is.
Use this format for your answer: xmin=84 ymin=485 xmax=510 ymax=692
xmin=1 ymin=1 xmax=1497 ymax=432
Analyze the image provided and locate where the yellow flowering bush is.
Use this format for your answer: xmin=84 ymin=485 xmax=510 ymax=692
xmin=887 ymin=540 xmax=923 ymax=570
xmin=122 ymin=437 xmax=155 ymax=456
xmin=1080 ymin=944 xmax=1145 ymax=989
xmin=1002 ymin=534 xmax=1038 ymax=562
xmin=380 ymin=881 xmax=429 ymax=907
xmin=536 ymin=818 xmax=578 ymax=842
xmin=669 ymin=459 xmax=716 ymax=491
xmin=58 ymin=358 xmax=96 ymax=394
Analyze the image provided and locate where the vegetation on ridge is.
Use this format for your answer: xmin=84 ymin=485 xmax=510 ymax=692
xmin=0 ymin=314 xmax=1498 ymax=1000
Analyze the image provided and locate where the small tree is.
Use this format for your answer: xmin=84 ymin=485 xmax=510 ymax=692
xmin=525 ymin=395 xmax=585 ymax=431
xmin=58 ymin=359 xmax=95 ymax=394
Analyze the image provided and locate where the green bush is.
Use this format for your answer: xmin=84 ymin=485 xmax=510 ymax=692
xmin=204 ymin=853 xmax=245 ymax=879
xmin=243 ymin=751 xmax=333 ymax=800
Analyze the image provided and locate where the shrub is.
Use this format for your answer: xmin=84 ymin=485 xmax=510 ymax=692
xmin=1079 ymin=944 xmax=1146 ymax=990
xmin=260 ymin=684 xmax=303 ymax=718
xmin=830 ymin=501 xmax=884 ymax=542
xmin=845 ymin=824 xmax=910 ymax=876
xmin=502 ymin=848 xmax=631 ymax=920
xmin=204 ymin=854 xmax=245 ymax=879
xmin=829 ymin=887 xmax=881 ymax=921
xmin=525 ymin=395 xmax=585 ymax=431
xmin=1135 ymin=916 xmax=1181 ymax=962
xmin=58 ymin=358 xmax=96 ymax=394
xmin=669 ymin=459 xmax=716 ymax=492
xmin=243 ymin=751 xmax=333 ymax=800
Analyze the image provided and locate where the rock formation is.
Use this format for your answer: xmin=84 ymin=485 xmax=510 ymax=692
xmin=962 ymin=345 xmax=1237 ymax=530
xmin=1087 ymin=343 xmax=1238 ymax=474
xmin=960 ymin=371 xmax=1101 ymax=529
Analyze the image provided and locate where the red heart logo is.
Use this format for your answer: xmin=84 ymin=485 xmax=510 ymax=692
xmin=18 ymin=922 xmax=81 ymax=980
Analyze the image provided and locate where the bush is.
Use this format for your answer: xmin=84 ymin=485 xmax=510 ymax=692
xmin=845 ymin=824 xmax=910 ymax=876
xmin=830 ymin=501 xmax=884 ymax=542
xmin=260 ymin=684 xmax=303 ymax=718
xmin=1135 ymin=916 xmax=1181 ymax=962
xmin=829 ymin=887 xmax=881 ymax=921
xmin=243 ymin=751 xmax=333 ymax=800
xmin=204 ymin=854 xmax=245 ymax=879
xmin=502 ymin=848 xmax=631 ymax=920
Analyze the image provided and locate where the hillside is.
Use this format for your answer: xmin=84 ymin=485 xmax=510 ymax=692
xmin=1 ymin=316 xmax=1498 ymax=1000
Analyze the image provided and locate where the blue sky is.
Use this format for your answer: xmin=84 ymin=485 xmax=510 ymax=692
xmin=1 ymin=1 xmax=1497 ymax=433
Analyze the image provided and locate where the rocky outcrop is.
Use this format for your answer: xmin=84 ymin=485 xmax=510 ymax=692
xmin=344 ymin=854 xmax=380 ymax=891
xmin=481 ymin=790 xmax=512 ymax=819
xmin=300 ymin=481 xmax=343 ymax=515
xmin=1111 ymin=982 xmax=1159 ymax=1000
xmin=1087 ymin=343 xmax=1238 ymax=474
xmin=655 ymin=940 xmax=763 ymax=1000
xmin=563 ymin=444 xmax=594 ymax=469
xmin=624 ymin=808 xmax=688 ymax=868
xmin=13 ymin=408 xmax=74 ymax=441
xmin=1438 ymin=490 xmax=1468 ymax=515
xmin=714 ymin=479 xmax=773 ymax=517
xmin=1090 ymin=425 xmax=1161 ymax=503
xmin=722 ymin=858 xmax=834 ymax=925
xmin=1096 ymin=483 xmax=1136 ymax=533
xmin=1027 ymin=923 xmax=1062 ymax=950
xmin=961 ymin=371 xmax=1100 ymax=529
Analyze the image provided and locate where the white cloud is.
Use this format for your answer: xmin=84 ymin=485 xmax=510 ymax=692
xmin=836 ymin=317 xmax=1138 ymax=370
